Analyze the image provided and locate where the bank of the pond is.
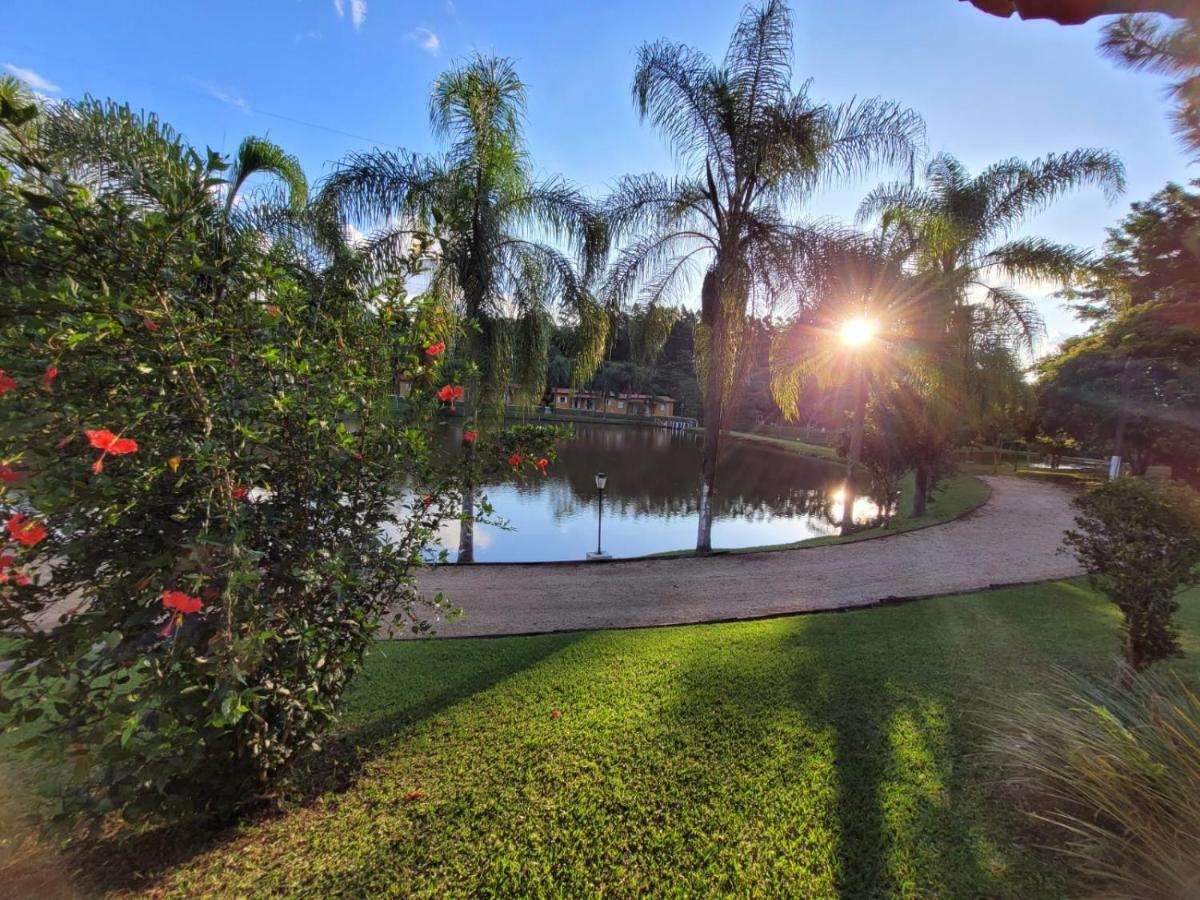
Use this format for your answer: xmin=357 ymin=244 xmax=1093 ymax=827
xmin=634 ymin=431 xmax=991 ymax=559
xmin=7 ymin=581 xmax=1198 ymax=897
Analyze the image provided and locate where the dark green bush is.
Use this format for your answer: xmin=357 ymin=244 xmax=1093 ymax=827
xmin=1064 ymin=477 xmax=1200 ymax=673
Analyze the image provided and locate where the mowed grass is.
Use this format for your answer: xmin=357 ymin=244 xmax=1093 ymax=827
xmin=5 ymin=580 xmax=1195 ymax=897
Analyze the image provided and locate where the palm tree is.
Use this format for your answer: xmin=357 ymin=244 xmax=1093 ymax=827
xmin=322 ymin=55 xmax=604 ymax=562
xmin=603 ymin=0 xmax=924 ymax=553
xmin=768 ymin=234 xmax=917 ymax=531
xmin=857 ymin=150 xmax=1125 ymax=512
xmin=1101 ymin=12 xmax=1200 ymax=158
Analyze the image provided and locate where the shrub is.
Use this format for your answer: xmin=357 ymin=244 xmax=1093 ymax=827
xmin=1064 ymin=478 xmax=1200 ymax=673
xmin=0 ymin=96 xmax=459 ymax=826
xmin=988 ymin=668 xmax=1200 ymax=898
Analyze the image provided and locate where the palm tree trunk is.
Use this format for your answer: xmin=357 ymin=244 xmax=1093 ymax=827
xmin=841 ymin=363 xmax=866 ymax=534
xmin=911 ymin=465 xmax=929 ymax=518
xmin=696 ymin=270 xmax=724 ymax=554
xmin=696 ymin=396 xmax=720 ymax=554
xmin=458 ymin=484 xmax=475 ymax=564
xmin=457 ymin=442 xmax=476 ymax=564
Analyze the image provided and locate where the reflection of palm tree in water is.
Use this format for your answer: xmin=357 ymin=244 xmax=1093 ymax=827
xmin=481 ymin=426 xmax=853 ymax=527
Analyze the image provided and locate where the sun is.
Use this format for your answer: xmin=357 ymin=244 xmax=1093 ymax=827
xmin=839 ymin=317 xmax=876 ymax=348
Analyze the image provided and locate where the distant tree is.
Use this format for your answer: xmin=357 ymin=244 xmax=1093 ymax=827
xmin=1035 ymin=301 xmax=1200 ymax=480
xmin=1038 ymin=181 xmax=1200 ymax=481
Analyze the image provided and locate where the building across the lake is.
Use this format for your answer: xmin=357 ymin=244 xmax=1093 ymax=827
xmin=548 ymin=388 xmax=676 ymax=418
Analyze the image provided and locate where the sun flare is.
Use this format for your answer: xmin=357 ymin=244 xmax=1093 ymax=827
xmin=840 ymin=317 xmax=876 ymax=348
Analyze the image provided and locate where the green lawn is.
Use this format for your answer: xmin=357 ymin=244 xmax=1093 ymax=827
xmin=6 ymin=580 xmax=1198 ymax=897
xmin=728 ymin=429 xmax=842 ymax=461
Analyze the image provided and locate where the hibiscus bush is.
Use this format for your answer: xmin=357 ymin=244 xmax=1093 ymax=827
xmin=0 ymin=94 xmax=462 ymax=826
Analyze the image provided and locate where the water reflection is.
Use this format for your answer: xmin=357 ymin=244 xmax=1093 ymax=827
xmin=433 ymin=424 xmax=877 ymax=562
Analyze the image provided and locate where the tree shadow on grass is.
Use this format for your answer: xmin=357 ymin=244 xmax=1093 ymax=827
xmin=24 ymin=632 xmax=585 ymax=898
xmin=662 ymin=588 xmax=1121 ymax=896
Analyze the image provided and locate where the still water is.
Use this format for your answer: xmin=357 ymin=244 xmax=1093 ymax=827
xmin=433 ymin=424 xmax=877 ymax=562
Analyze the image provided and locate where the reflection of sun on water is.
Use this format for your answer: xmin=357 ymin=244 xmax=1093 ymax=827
xmin=829 ymin=487 xmax=874 ymax=527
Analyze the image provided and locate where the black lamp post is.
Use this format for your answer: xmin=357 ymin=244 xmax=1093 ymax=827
xmin=587 ymin=471 xmax=611 ymax=560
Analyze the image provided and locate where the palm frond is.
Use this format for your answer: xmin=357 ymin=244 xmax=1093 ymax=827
xmin=980 ymin=236 xmax=1092 ymax=285
xmin=980 ymin=150 xmax=1126 ymax=239
xmin=226 ymin=136 xmax=308 ymax=214
xmin=807 ymin=96 xmax=924 ymax=190
xmin=974 ymin=283 xmax=1046 ymax=353
xmin=725 ymin=0 xmax=793 ymax=132
xmin=632 ymin=39 xmax=730 ymax=178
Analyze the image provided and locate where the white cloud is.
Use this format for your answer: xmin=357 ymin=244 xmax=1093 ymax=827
xmin=3 ymin=63 xmax=60 ymax=94
xmin=196 ymin=81 xmax=252 ymax=115
xmin=333 ymin=0 xmax=365 ymax=30
xmin=294 ymin=30 xmax=322 ymax=42
xmin=408 ymin=26 xmax=440 ymax=55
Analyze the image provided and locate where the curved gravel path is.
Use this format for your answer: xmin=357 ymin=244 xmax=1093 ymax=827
xmin=406 ymin=476 xmax=1083 ymax=638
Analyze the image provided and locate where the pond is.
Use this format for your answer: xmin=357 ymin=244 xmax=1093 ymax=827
xmin=432 ymin=424 xmax=878 ymax=562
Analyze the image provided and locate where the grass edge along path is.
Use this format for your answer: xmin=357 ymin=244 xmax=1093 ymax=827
xmin=3 ymin=579 xmax=1199 ymax=897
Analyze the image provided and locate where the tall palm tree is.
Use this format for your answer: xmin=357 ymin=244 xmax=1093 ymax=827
xmin=603 ymin=0 xmax=924 ymax=553
xmin=857 ymin=150 xmax=1125 ymax=512
xmin=322 ymin=55 xmax=604 ymax=562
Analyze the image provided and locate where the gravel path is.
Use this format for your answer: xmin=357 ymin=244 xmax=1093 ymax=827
xmin=405 ymin=476 xmax=1084 ymax=638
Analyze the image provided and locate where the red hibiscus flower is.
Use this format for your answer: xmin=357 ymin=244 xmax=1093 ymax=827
xmin=6 ymin=514 xmax=48 ymax=548
xmin=41 ymin=365 xmax=58 ymax=392
xmin=0 ymin=552 xmax=14 ymax=568
xmin=232 ymin=485 xmax=249 ymax=500
xmin=14 ymin=570 xmax=29 ymax=587
xmin=0 ymin=465 xmax=22 ymax=483
xmin=425 ymin=341 xmax=446 ymax=357
xmin=161 ymin=590 xmax=203 ymax=615
xmin=462 ymin=430 xmax=477 ymax=444
xmin=437 ymin=384 xmax=464 ymax=411
xmin=142 ymin=317 xmax=160 ymax=332
xmin=0 ymin=370 xmax=16 ymax=396
xmin=534 ymin=457 xmax=549 ymax=477
xmin=508 ymin=453 xmax=523 ymax=468
xmin=86 ymin=428 xmax=138 ymax=473
xmin=550 ymin=709 xmax=562 ymax=719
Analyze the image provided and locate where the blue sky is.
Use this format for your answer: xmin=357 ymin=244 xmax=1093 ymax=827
xmin=3 ymin=0 xmax=1193 ymax=347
